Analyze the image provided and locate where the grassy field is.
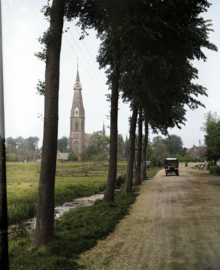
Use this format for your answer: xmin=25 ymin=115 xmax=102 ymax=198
xmin=8 ymin=166 xmax=162 ymax=270
xmin=7 ymin=161 xmax=112 ymax=225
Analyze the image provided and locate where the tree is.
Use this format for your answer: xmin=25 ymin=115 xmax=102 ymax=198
xmin=57 ymin=136 xmax=68 ymax=152
xmin=201 ymin=111 xmax=220 ymax=134
xmin=152 ymin=136 xmax=169 ymax=166
xmin=205 ymin=121 xmax=220 ymax=165
xmin=68 ymin=151 xmax=78 ymax=161
xmin=163 ymin=135 xmax=183 ymax=155
xmin=146 ymin=140 xmax=153 ymax=161
xmin=6 ymin=137 xmax=16 ymax=149
xmin=124 ymin=107 xmax=138 ymax=193
xmin=25 ymin=136 xmax=40 ymax=151
xmin=117 ymin=134 xmax=124 ymax=159
xmin=87 ymin=144 xmax=99 ymax=157
xmin=89 ymin=131 xmax=108 ymax=154
xmin=135 ymin=109 xmax=143 ymax=186
xmin=80 ymin=150 xmax=89 ymax=161
xmin=34 ymin=0 xmax=65 ymax=248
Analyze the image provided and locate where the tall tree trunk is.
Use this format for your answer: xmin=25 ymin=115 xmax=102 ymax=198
xmin=124 ymin=107 xmax=138 ymax=193
xmin=141 ymin=120 xmax=148 ymax=181
xmin=0 ymin=2 xmax=9 ymax=266
xmin=135 ymin=109 xmax=143 ymax=186
xmin=0 ymin=139 xmax=9 ymax=269
xmin=34 ymin=0 xmax=65 ymax=248
xmin=102 ymin=61 xmax=120 ymax=205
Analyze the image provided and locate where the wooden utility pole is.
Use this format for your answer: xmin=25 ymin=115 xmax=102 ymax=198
xmin=0 ymin=0 xmax=9 ymax=268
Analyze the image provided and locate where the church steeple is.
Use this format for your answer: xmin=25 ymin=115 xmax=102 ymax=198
xmin=69 ymin=63 xmax=85 ymax=154
xmin=76 ymin=61 xmax=80 ymax=82
xmin=102 ymin=121 xmax=106 ymax=136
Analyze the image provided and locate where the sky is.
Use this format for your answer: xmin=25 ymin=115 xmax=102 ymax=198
xmin=2 ymin=0 xmax=220 ymax=149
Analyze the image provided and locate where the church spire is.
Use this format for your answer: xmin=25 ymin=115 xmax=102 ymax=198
xmin=102 ymin=121 xmax=106 ymax=136
xmin=76 ymin=60 xmax=80 ymax=82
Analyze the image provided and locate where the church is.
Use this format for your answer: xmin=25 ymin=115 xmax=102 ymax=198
xmin=69 ymin=66 xmax=92 ymax=154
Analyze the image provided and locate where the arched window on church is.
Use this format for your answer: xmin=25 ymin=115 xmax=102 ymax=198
xmin=74 ymin=107 xmax=79 ymax=117
xmin=81 ymin=119 xmax=84 ymax=131
xmin=75 ymin=119 xmax=78 ymax=130
xmin=74 ymin=141 xmax=79 ymax=154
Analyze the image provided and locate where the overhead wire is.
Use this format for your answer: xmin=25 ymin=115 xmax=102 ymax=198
xmin=7 ymin=0 xmax=130 ymax=124
xmin=40 ymin=0 xmax=130 ymax=121
xmin=73 ymin=23 xmax=131 ymax=118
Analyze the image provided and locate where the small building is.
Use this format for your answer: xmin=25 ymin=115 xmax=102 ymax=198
xmin=57 ymin=151 xmax=69 ymax=162
xmin=187 ymin=145 xmax=206 ymax=160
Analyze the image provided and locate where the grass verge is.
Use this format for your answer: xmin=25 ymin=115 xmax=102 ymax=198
xmin=7 ymin=162 xmax=107 ymax=225
xmin=9 ymin=191 xmax=138 ymax=270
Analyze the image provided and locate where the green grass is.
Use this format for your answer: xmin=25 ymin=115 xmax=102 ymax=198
xmin=6 ymin=162 xmax=160 ymax=226
xmin=9 ymin=191 xmax=138 ymax=270
xmin=7 ymin=164 xmax=161 ymax=269
xmin=7 ymin=162 xmax=107 ymax=225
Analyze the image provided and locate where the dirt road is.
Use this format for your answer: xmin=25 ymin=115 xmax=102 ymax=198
xmin=78 ymin=163 xmax=220 ymax=270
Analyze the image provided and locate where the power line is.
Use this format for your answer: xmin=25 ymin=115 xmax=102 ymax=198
xmin=66 ymin=23 xmax=107 ymax=91
xmin=7 ymin=0 xmax=129 ymax=123
xmin=73 ymin=24 xmax=107 ymax=83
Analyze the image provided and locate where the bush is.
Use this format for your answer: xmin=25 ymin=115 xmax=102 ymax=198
xmin=115 ymin=175 xmax=126 ymax=189
xmin=207 ymin=161 xmax=214 ymax=171
xmin=68 ymin=151 xmax=78 ymax=161
xmin=209 ymin=166 xmax=220 ymax=176
xmin=80 ymin=151 xmax=89 ymax=161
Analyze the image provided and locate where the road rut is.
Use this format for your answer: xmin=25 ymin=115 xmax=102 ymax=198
xmin=78 ymin=163 xmax=220 ymax=270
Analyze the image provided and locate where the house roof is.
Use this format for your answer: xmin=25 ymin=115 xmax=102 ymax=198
xmin=57 ymin=153 xmax=69 ymax=160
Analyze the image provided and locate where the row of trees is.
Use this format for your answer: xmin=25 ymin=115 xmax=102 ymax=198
xmin=147 ymin=135 xmax=187 ymax=166
xmin=33 ymin=0 xmax=217 ymax=248
xmin=6 ymin=136 xmax=40 ymax=162
xmin=59 ymin=132 xmax=127 ymax=161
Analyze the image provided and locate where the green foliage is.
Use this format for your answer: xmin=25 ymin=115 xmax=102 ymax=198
xmin=68 ymin=151 xmax=78 ymax=161
xmin=209 ymin=166 xmax=220 ymax=176
xmin=6 ymin=153 xmax=17 ymax=162
xmin=87 ymin=144 xmax=99 ymax=157
xmin=57 ymin=136 xmax=69 ymax=152
xmin=90 ymin=153 xmax=108 ymax=161
xmin=88 ymin=131 xmax=109 ymax=155
xmin=200 ymin=111 xmax=220 ymax=133
xmin=9 ymin=192 xmax=137 ymax=269
xmin=146 ymin=139 xmax=153 ymax=160
xmin=163 ymin=135 xmax=183 ymax=155
xmin=6 ymin=136 xmax=40 ymax=162
xmin=205 ymin=121 xmax=220 ymax=164
xmin=6 ymin=162 xmax=108 ymax=225
xmin=151 ymin=136 xmax=169 ymax=166
xmin=36 ymin=80 xmax=45 ymax=96
xmin=80 ymin=150 xmax=89 ymax=161
xmin=115 ymin=175 xmax=126 ymax=189
xmin=207 ymin=161 xmax=214 ymax=171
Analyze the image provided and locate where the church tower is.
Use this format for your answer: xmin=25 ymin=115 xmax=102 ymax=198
xmin=69 ymin=65 xmax=85 ymax=154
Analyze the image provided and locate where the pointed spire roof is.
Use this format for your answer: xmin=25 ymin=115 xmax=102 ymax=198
xmin=76 ymin=60 xmax=80 ymax=82
xmin=103 ymin=121 xmax=106 ymax=136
